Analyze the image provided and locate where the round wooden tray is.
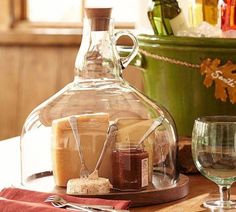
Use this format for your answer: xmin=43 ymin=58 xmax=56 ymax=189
xmin=24 ymin=172 xmax=189 ymax=207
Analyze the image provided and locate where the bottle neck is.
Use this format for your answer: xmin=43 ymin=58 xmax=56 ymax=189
xmin=153 ymin=0 xmax=181 ymax=17
xmin=74 ymin=18 xmax=121 ymax=82
xmin=149 ymin=0 xmax=182 ymax=35
xmin=154 ymin=0 xmax=180 ymax=6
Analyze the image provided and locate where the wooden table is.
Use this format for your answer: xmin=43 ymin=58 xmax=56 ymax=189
xmin=131 ymin=175 xmax=236 ymax=212
xmin=0 ymin=137 xmax=236 ymax=212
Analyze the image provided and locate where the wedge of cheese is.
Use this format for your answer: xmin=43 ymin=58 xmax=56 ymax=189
xmin=52 ymin=113 xmax=110 ymax=187
xmin=115 ymin=118 xmax=153 ymax=143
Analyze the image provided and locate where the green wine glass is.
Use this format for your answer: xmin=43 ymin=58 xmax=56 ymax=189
xmin=192 ymin=116 xmax=236 ymax=210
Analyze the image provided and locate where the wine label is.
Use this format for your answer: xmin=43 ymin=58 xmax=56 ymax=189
xmin=141 ymin=157 xmax=149 ymax=187
xmin=203 ymin=5 xmax=218 ymax=25
xmin=200 ymin=58 xmax=236 ymax=104
xmin=169 ymin=12 xmax=188 ymax=35
xmin=192 ymin=3 xmax=204 ymax=27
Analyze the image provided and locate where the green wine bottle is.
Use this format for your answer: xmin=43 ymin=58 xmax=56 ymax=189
xmin=148 ymin=0 xmax=187 ymax=35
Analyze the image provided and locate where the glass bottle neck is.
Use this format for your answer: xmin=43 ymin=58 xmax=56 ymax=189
xmin=74 ymin=18 xmax=121 ymax=83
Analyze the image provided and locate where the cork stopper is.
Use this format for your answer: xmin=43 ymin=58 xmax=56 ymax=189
xmin=85 ymin=8 xmax=112 ymax=31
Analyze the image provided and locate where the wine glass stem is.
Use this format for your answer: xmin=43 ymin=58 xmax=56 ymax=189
xmin=219 ymin=185 xmax=231 ymax=202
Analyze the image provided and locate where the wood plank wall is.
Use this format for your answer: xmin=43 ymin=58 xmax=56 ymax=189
xmin=0 ymin=45 xmax=77 ymax=140
xmin=0 ymin=45 xmax=143 ymax=140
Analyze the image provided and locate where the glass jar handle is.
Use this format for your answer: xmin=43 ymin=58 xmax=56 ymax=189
xmin=114 ymin=31 xmax=139 ymax=70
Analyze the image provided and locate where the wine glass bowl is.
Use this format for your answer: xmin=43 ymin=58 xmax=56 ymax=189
xmin=192 ymin=116 xmax=236 ymax=209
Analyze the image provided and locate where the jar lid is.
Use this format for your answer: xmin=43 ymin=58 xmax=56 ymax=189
xmin=115 ymin=142 xmax=144 ymax=151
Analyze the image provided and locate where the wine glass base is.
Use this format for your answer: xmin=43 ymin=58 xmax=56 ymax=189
xmin=203 ymin=200 xmax=236 ymax=209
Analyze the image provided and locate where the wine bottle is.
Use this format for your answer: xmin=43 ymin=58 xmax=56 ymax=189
xmin=192 ymin=0 xmax=204 ymax=27
xmin=202 ymin=0 xmax=219 ymax=25
xmin=221 ymin=0 xmax=236 ymax=30
xmin=148 ymin=0 xmax=187 ymax=35
xmin=221 ymin=0 xmax=227 ymax=30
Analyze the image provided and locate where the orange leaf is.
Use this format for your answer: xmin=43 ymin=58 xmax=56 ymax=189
xmin=200 ymin=58 xmax=236 ymax=103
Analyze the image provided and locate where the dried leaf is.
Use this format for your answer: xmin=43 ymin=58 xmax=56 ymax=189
xmin=200 ymin=58 xmax=236 ymax=103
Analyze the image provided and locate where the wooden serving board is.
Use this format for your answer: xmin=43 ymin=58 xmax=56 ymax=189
xmin=72 ymin=174 xmax=189 ymax=207
xmin=24 ymin=173 xmax=189 ymax=207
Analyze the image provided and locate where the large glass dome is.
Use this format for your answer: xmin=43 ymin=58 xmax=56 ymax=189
xmin=20 ymin=8 xmax=179 ymax=195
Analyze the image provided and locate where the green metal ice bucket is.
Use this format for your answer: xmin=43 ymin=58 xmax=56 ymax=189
xmin=133 ymin=34 xmax=236 ymax=138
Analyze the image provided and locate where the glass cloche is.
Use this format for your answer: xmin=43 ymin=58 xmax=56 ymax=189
xmin=20 ymin=8 xmax=179 ymax=194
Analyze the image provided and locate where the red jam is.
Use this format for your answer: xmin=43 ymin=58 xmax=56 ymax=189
xmin=111 ymin=144 xmax=149 ymax=191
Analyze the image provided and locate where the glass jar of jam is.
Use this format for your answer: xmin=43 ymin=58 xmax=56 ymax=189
xmin=112 ymin=143 xmax=149 ymax=191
